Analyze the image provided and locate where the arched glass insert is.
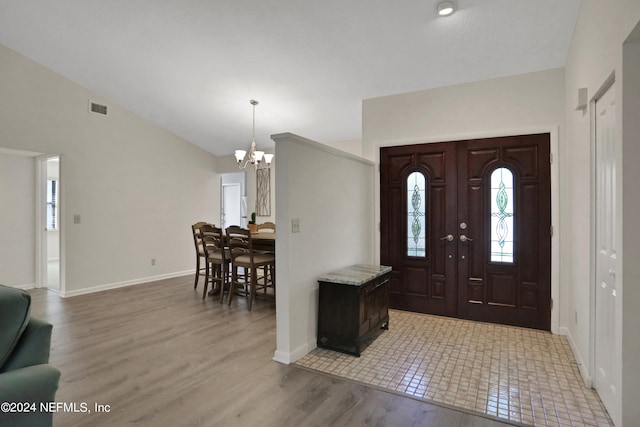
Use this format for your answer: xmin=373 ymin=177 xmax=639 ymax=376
xmin=490 ymin=167 xmax=515 ymax=263
xmin=407 ymin=171 xmax=426 ymax=257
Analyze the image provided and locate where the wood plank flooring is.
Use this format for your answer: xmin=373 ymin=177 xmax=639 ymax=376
xmin=29 ymin=276 xmax=513 ymax=427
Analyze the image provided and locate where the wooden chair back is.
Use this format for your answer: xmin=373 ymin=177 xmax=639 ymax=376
xmin=191 ymin=222 xmax=210 ymax=289
xmin=191 ymin=222 xmax=208 ymax=254
xmin=257 ymin=222 xmax=276 ymax=233
xmin=199 ymin=224 xmax=230 ymax=301
xmin=225 ymin=226 xmax=275 ymax=310
xmin=225 ymin=226 xmax=252 ymax=264
xmin=200 ymin=224 xmax=225 ymax=261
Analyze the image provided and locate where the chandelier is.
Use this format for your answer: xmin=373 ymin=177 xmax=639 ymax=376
xmin=234 ymin=99 xmax=274 ymax=169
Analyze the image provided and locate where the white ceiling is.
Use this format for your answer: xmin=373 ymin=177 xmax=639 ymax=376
xmin=0 ymin=0 xmax=581 ymax=156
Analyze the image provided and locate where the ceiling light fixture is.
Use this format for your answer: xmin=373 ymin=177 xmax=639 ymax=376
xmin=437 ymin=1 xmax=455 ymax=16
xmin=234 ymin=99 xmax=274 ymax=169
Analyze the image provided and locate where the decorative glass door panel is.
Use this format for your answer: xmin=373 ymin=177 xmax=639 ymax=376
xmin=490 ymin=167 xmax=515 ymax=263
xmin=407 ymin=171 xmax=427 ymax=257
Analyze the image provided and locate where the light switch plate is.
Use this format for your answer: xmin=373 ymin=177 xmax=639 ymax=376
xmin=291 ymin=218 xmax=300 ymax=233
xmin=73 ymin=214 xmax=81 ymax=224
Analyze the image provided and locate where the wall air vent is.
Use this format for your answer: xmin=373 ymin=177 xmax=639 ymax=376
xmin=89 ymin=102 xmax=107 ymax=115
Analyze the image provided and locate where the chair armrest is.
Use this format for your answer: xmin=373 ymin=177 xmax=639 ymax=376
xmin=0 ymin=364 xmax=61 ymax=427
xmin=0 ymin=318 xmax=52 ymax=373
xmin=0 ymin=364 xmax=61 ymax=402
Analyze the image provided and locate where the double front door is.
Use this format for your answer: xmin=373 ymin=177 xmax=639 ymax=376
xmin=380 ymin=134 xmax=551 ymax=330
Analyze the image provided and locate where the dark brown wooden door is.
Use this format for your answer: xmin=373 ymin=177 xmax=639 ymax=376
xmin=380 ymin=141 xmax=458 ymax=317
xmin=380 ymin=134 xmax=551 ymax=330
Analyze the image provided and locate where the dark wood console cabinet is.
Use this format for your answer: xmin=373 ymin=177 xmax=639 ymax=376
xmin=317 ymin=264 xmax=391 ymax=356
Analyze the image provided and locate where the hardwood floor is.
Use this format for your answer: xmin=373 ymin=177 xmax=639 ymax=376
xmin=29 ymin=276 xmax=513 ymax=427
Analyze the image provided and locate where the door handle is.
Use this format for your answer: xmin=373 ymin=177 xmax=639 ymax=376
xmin=440 ymin=234 xmax=454 ymax=242
xmin=459 ymin=234 xmax=474 ymax=242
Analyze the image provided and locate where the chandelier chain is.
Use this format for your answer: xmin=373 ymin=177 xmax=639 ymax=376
xmin=234 ymin=99 xmax=273 ymax=169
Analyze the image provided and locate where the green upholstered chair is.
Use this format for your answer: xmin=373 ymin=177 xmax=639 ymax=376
xmin=0 ymin=285 xmax=60 ymax=427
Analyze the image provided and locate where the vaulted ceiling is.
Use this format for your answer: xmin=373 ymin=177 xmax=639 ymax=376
xmin=0 ymin=0 xmax=581 ymax=156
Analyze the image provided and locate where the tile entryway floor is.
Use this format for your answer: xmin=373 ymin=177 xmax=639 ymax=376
xmin=295 ymin=310 xmax=612 ymax=427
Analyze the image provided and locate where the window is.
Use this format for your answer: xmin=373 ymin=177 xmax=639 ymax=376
xmin=407 ymin=171 xmax=426 ymax=257
xmin=490 ymin=168 xmax=514 ymax=263
xmin=46 ymin=180 xmax=57 ymax=230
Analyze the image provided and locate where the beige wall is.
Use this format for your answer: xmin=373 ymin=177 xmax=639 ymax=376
xmin=362 ymin=69 xmax=565 ymax=161
xmin=0 ymin=43 xmax=219 ymax=295
xmin=273 ymin=133 xmax=375 ymax=363
xmin=564 ymin=1 xmax=640 ymax=425
xmin=0 ymin=152 xmax=35 ymax=288
xmin=319 ymin=139 xmax=363 ymax=157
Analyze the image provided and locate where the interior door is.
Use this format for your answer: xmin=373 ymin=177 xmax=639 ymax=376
xmin=380 ymin=134 xmax=551 ymax=330
xmin=593 ymin=83 xmax=618 ymax=415
xmin=221 ymin=183 xmax=242 ymax=230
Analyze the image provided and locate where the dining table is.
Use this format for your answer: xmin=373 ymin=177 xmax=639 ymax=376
xmin=251 ymin=231 xmax=275 ymax=252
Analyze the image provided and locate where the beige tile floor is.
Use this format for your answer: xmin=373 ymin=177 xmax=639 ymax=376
xmin=295 ymin=310 xmax=613 ymax=427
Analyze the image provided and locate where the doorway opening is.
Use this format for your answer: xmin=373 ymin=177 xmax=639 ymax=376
xmin=220 ymin=172 xmax=246 ymax=230
xmin=36 ymin=155 xmax=62 ymax=292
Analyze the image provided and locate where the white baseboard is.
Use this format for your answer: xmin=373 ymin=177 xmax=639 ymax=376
xmin=273 ymin=341 xmax=317 ymax=365
xmin=272 ymin=350 xmax=292 ymax=365
xmin=559 ymin=326 xmax=592 ymax=387
xmin=60 ymin=270 xmax=193 ymax=298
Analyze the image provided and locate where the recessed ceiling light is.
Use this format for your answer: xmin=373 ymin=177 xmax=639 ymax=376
xmin=437 ymin=1 xmax=455 ymax=16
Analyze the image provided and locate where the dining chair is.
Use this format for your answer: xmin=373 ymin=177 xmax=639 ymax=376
xmin=200 ymin=224 xmax=230 ymax=302
xmin=226 ymin=226 xmax=275 ymax=311
xmin=191 ymin=222 xmax=208 ymax=289
xmin=256 ymin=222 xmax=276 ymax=233
xmin=254 ymin=222 xmax=276 ymax=288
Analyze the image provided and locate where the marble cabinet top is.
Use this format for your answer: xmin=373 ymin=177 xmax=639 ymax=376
xmin=317 ymin=264 xmax=392 ymax=286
